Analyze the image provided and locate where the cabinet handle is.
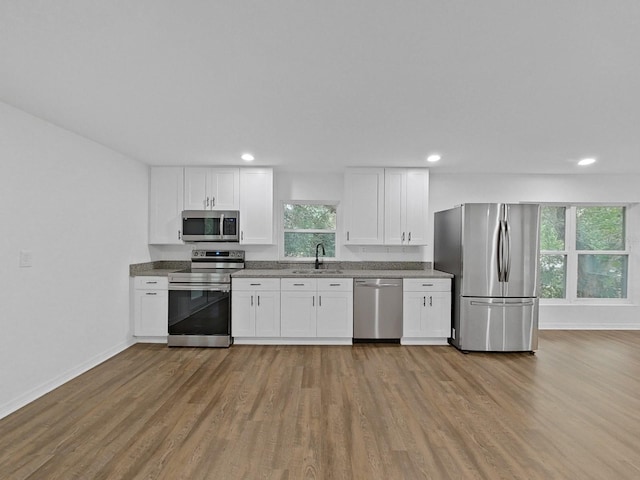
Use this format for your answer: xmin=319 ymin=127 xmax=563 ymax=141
xmin=250 ymin=283 xmax=261 ymax=286
xmin=402 ymin=232 xmax=405 ymax=242
xmin=178 ymin=230 xmax=181 ymax=240
xmin=429 ymin=296 xmax=433 ymax=307
xmin=312 ymin=296 xmax=315 ymax=307
xmin=146 ymin=292 xmax=157 ymax=296
xmin=293 ymin=283 xmax=305 ymax=286
xmin=423 ymin=296 xmax=426 ymax=307
xmin=146 ymin=281 xmax=158 ymax=284
xmin=329 ymin=283 xmax=340 ymax=286
xmin=206 ymin=197 xmax=210 ymax=207
xmin=422 ymin=283 xmax=434 ymax=287
xmin=257 ymin=295 xmax=260 ymax=306
xmin=212 ymin=196 xmax=215 ymax=207
xmin=408 ymin=232 xmax=411 ymax=242
xmin=241 ymin=231 xmax=244 ymax=241
xmin=319 ymin=295 xmax=322 ymax=307
xmin=251 ymin=295 xmax=254 ymax=306
xmin=347 ymin=231 xmax=350 ymax=241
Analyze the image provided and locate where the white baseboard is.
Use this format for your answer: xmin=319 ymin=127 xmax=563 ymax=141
xmin=234 ymin=337 xmax=353 ymax=345
xmin=0 ymin=338 xmax=136 ymax=421
xmin=133 ymin=336 xmax=168 ymax=344
xmin=401 ymin=337 xmax=449 ymax=345
xmin=540 ymin=324 xmax=640 ymax=330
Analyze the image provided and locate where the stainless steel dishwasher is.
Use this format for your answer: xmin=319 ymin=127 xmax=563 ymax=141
xmin=353 ymin=278 xmax=403 ymax=341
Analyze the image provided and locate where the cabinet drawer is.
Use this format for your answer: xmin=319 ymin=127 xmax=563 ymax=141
xmin=403 ymin=278 xmax=451 ymax=292
xmin=233 ymin=278 xmax=280 ymax=291
xmin=134 ymin=276 xmax=168 ymax=290
xmin=317 ymin=278 xmax=353 ymax=292
xmin=280 ymin=278 xmax=317 ymax=291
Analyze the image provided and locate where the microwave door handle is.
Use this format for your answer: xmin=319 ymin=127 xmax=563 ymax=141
xmin=220 ymin=213 xmax=224 ymax=236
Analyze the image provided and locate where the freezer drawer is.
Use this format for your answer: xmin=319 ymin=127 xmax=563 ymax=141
xmin=456 ymin=297 xmax=538 ymax=352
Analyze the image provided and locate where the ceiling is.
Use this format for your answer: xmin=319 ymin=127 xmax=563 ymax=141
xmin=1 ymin=1 xmax=639 ymax=174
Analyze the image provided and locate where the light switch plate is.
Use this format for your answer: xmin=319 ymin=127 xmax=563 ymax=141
xmin=19 ymin=250 xmax=33 ymax=267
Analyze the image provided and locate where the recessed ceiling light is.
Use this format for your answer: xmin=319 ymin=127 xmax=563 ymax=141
xmin=577 ymin=157 xmax=596 ymax=166
xmin=426 ymin=154 xmax=441 ymax=163
xmin=241 ymin=153 xmax=255 ymax=162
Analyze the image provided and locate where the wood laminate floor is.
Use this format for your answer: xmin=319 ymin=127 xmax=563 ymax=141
xmin=2 ymin=331 xmax=640 ymax=479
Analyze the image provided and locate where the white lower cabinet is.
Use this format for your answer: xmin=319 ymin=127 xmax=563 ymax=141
xmin=231 ymin=278 xmax=281 ymax=338
xmin=402 ymin=278 xmax=451 ymax=345
xmin=132 ymin=276 xmax=168 ymax=340
xmin=280 ymin=278 xmax=353 ymax=342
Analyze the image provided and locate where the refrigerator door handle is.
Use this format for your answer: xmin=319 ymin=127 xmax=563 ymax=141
xmin=497 ymin=220 xmax=505 ymax=282
xmin=470 ymin=300 xmax=535 ymax=307
xmin=504 ymin=219 xmax=511 ymax=282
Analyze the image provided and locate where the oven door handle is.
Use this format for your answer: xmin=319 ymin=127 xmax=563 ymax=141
xmin=169 ymin=284 xmax=230 ymax=292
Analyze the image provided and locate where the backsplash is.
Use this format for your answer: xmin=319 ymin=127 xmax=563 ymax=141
xmin=245 ymin=260 xmax=432 ymax=270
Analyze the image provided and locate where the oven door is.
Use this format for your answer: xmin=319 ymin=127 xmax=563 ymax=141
xmin=168 ymin=283 xmax=231 ymax=347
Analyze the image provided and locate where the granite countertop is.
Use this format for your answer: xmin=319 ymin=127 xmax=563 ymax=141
xmin=232 ymin=268 xmax=453 ymax=279
xmin=129 ymin=260 xmax=190 ymax=277
xmin=133 ymin=268 xmax=184 ymax=277
xmin=130 ymin=260 xmax=453 ymax=279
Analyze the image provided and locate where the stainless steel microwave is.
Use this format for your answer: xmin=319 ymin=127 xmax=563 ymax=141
xmin=181 ymin=210 xmax=240 ymax=242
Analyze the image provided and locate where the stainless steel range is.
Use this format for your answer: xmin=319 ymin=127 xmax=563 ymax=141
xmin=167 ymin=249 xmax=244 ymax=347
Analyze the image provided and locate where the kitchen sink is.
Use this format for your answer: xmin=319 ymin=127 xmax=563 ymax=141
xmin=291 ymin=269 xmax=343 ymax=274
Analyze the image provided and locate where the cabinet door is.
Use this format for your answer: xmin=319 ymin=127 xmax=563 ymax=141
xmin=239 ymin=168 xmax=273 ymax=244
xmin=255 ymin=290 xmax=281 ymax=337
xmin=149 ymin=167 xmax=184 ymax=244
xmin=423 ymin=292 xmax=451 ymax=337
xmin=403 ymin=291 xmax=451 ymax=338
xmin=210 ymin=168 xmax=240 ymax=210
xmin=316 ymin=291 xmax=353 ymax=337
xmin=402 ymin=291 xmax=425 ymax=337
xmin=384 ymin=168 xmax=407 ymax=245
xmin=231 ymin=290 xmax=256 ymax=337
xmin=280 ymin=291 xmax=316 ymax=337
xmin=344 ymin=168 xmax=384 ymax=244
xmin=184 ymin=167 xmax=209 ymax=210
xmin=134 ymin=290 xmax=168 ymax=336
xmin=404 ymin=169 xmax=429 ymax=245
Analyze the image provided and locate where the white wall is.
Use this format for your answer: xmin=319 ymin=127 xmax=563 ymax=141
xmin=0 ymin=102 xmax=150 ymax=418
xmin=429 ymin=173 xmax=640 ymax=329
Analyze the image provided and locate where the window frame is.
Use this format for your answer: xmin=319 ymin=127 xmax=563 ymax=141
xmin=540 ymin=203 xmax=631 ymax=305
xmin=279 ymin=200 xmax=339 ymax=261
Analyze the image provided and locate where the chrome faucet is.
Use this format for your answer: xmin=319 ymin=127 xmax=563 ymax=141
xmin=315 ymin=243 xmax=325 ymax=269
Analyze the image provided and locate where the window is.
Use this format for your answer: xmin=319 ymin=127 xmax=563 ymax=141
xmin=540 ymin=205 xmax=628 ymax=301
xmin=282 ymin=202 xmax=337 ymax=259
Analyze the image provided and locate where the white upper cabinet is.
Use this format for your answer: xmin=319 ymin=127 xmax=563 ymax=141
xmin=183 ymin=167 xmax=240 ymax=210
xmin=343 ymin=168 xmax=385 ymax=244
xmin=149 ymin=167 xmax=184 ymax=244
xmin=239 ymin=168 xmax=273 ymax=244
xmin=384 ymin=168 xmax=429 ymax=245
xmin=344 ymin=167 xmax=429 ymax=246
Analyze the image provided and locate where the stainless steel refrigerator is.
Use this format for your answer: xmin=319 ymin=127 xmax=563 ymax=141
xmin=434 ymin=203 xmax=541 ymax=352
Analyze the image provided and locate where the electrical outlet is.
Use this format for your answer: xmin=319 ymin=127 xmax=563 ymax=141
xmin=19 ymin=250 xmax=33 ymax=267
